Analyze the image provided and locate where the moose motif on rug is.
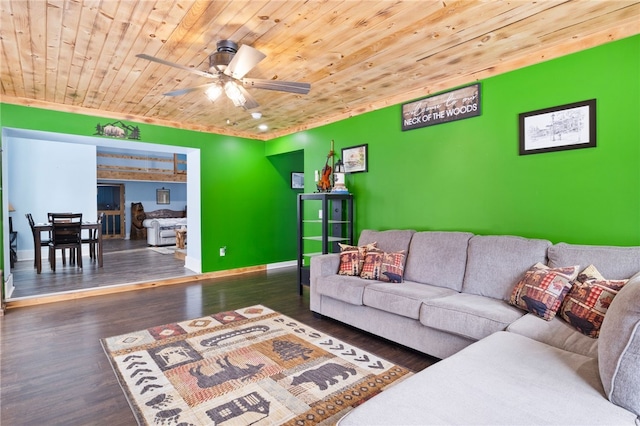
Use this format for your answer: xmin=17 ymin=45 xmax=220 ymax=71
xmin=189 ymin=355 xmax=264 ymax=389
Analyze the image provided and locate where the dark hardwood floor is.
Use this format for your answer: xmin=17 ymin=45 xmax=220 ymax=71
xmin=9 ymin=239 xmax=194 ymax=299
xmin=1 ymin=267 xmax=438 ymax=425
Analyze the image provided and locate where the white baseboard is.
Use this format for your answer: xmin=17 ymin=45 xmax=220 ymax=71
xmin=267 ymin=260 xmax=296 ymax=270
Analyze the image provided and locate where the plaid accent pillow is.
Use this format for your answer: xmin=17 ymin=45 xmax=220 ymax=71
xmin=509 ymin=262 xmax=579 ymax=321
xmin=574 ymin=264 xmax=605 ymax=283
xmin=337 ymin=242 xmax=377 ymax=276
xmin=360 ymin=249 xmax=406 ymax=283
xmin=559 ymin=265 xmax=628 ymax=338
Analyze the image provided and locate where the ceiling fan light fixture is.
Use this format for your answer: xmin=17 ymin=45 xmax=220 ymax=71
xmin=205 ymin=83 xmax=223 ymax=101
xmin=208 ymin=40 xmax=239 ymax=73
xmin=224 ymin=81 xmax=246 ymax=107
xmin=138 ymin=39 xmax=309 ymax=112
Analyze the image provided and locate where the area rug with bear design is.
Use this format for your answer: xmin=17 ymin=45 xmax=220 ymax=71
xmin=101 ymin=305 xmax=413 ymax=425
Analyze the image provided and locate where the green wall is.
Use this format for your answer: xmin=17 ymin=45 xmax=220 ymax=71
xmin=267 ymin=35 xmax=640 ymax=246
xmin=2 ymin=35 xmax=639 ymax=284
xmin=0 ymin=106 xmax=302 ymax=275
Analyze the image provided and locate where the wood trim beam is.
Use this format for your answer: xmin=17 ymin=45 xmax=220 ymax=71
xmin=5 ymin=265 xmax=266 ymax=308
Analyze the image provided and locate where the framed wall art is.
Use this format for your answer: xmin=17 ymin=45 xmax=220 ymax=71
xmin=341 ymin=144 xmax=368 ymax=173
xmin=156 ymin=188 xmax=170 ymax=204
xmin=291 ymin=172 xmax=304 ymax=189
xmin=519 ymin=99 xmax=596 ymax=155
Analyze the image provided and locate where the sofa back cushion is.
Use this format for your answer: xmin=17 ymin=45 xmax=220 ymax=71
xmin=548 ymin=243 xmax=640 ymax=280
xmin=358 ymin=229 xmax=415 ymax=254
xmin=462 ymin=235 xmax=551 ymax=301
xmin=598 ymin=272 xmax=640 ymax=416
xmin=404 ymin=231 xmax=473 ymax=291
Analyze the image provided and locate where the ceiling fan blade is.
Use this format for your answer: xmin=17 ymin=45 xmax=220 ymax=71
xmin=136 ymin=54 xmax=214 ymax=79
xmin=237 ymin=85 xmax=260 ymax=110
xmin=224 ymin=45 xmax=266 ymax=79
xmin=163 ymin=82 xmax=218 ymax=96
xmin=242 ymin=78 xmax=311 ymax=95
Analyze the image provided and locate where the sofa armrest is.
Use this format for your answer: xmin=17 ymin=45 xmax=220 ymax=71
xmin=311 ymin=253 xmax=340 ymax=279
xmin=310 ymin=253 xmax=340 ymax=313
xmin=142 ymin=218 xmax=160 ymax=229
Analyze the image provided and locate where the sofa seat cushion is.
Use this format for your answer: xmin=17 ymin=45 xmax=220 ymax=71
xmin=403 ymin=231 xmax=473 ymax=291
xmin=315 ymin=275 xmax=373 ymax=306
xmin=462 ymin=235 xmax=551 ymax=301
xmin=159 ymin=229 xmax=177 ymax=238
xmin=362 ymin=281 xmax=456 ymax=320
xmin=142 ymin=218 xmax=187 ymax=228
xmin=337 ymin=332 xmax=637 ymax=425
xmin=507 ymin=314 xmax=599 ymax=358
xmin=420 ymin=293 xmax=524 ymax=340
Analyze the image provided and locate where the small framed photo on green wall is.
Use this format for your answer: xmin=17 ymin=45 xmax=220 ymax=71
xmin=342 ymin=144 xmax=368 ymax=173
xmin=291 ymin=172 xmax=304 ymax=189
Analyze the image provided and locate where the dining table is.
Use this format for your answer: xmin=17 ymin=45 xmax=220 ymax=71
xmin=33 ymin=221 xmax=103 ymax=274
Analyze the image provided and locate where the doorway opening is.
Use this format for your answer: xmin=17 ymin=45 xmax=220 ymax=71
xmin=98 ymin=183 xmax=125 ymax=239
xmin=2 ymin=127 xmax=202 ymax=302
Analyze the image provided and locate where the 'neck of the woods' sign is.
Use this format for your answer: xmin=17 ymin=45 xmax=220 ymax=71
xmin=402 ymin=83 xmax=481 ymax=131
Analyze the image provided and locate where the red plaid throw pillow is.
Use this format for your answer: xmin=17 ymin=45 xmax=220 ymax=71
xmin=337 ymin=242 xmax=377 ymax=276
xmin=559 ymin=265 xmax=628 ymax=338
xmin=509 ymin=263 xmax=579 ymax=321
xmin=360 ymin=249 xmax=406 ymax=283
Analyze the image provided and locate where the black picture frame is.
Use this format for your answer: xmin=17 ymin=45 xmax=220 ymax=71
xmin=341 ymin=144 xmax=368 ymax=173
xmin=519 ymin=99 xmax=596 ymax=155
xmin=156 ymin=188 xmax=170 ymax=204
xmin=291 ymin=172 xmax=304 ymax=189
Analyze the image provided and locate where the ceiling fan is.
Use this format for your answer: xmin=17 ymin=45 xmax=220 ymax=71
xmin=136 ymin=40 xmax=311 ymax=110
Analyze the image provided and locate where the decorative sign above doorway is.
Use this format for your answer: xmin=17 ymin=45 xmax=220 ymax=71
xmin=94 ymin=120 xmax=141 ymax=140
xmin=401 ymin=83 xmax=481 ymax=131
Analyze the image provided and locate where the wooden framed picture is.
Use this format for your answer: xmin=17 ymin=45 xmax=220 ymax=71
xmin=156 ymin=188 xmax=170 ymax=204
xmin=291 ymin=172 xmax=304 ymax=189
xmin=519 ymin=99 xmax=596 ymax=155
xmin=341 ymin=144 xmax=368 ymax=173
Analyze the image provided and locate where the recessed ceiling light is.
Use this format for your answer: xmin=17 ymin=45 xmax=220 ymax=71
xmin=251 ymin=111 xmax=262 ymax=119
xmin=258 ymin=124 xmax=268 ymax=131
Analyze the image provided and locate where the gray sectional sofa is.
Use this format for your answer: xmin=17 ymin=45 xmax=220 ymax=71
xmin=309 ymin=230 xmax=640 ymax=424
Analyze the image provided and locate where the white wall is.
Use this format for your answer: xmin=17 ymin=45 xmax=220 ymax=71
xmin=9 ymin=137 xmax=97 ymax=258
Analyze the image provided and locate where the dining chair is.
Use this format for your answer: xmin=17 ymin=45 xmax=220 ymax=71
xmin=48 ymin=212 xmax=75 ymax=264
xmin=48 ymin=213 xmax=83 ymax=271
xmin=82 ymin=212 xmax=104 ymax=261
xmin=9 ymin=217 xmax=18 ymax=268
xmin=26 ymin=213 xmax=51 ymax=269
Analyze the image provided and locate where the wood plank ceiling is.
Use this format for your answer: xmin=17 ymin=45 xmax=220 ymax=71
xmin=1 ymin=0 xmax=638 ymax=140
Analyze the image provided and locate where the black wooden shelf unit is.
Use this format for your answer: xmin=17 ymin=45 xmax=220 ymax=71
xmin=297 ymin=193 xmax=353 ymax=295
